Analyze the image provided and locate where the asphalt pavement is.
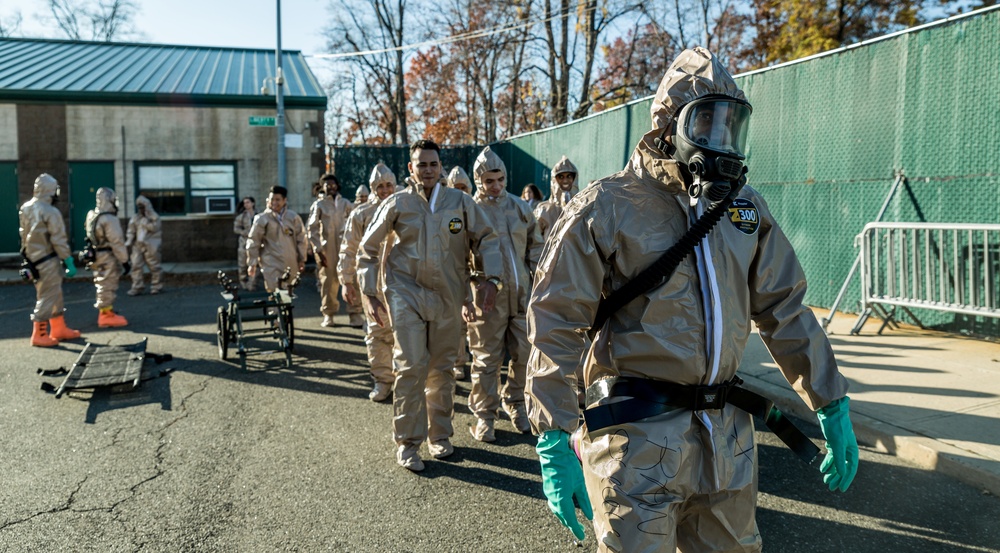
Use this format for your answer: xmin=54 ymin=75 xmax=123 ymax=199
xmin=0 ymin=264 xmax=998 ymax=552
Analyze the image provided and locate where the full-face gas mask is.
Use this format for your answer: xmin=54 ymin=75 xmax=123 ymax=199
xmin=671 ymin=95 xmax=752 ymax=202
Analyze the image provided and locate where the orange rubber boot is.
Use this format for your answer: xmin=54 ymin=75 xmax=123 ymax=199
xmin=98 ymin=308 xmax=128 ymax=328
xmin=49 ymin=315 xmax=82 ymax=340
xmin=31 ymin=321 xmax=59 ymax=347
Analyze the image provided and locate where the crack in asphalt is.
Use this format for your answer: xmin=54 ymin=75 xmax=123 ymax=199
xmin=0 ymin=374 xmax=213 ymax=534
xmin=0 ymin=476 xmax=89 ymax=530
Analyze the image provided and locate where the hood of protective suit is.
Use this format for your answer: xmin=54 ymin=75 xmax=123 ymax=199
xmin=136 ymin=195 xmax=155 ymax=213
xmin=369 ymin=163 xmax=397 ymax=189
xmin=96 ymin=187 xmax=118 ymax=214
xmin=631 ymin=47 xmax=745 ymax=194
xmin=355 ymin=184 xmax=370 ymax=199
xmin=33 ymin=174 xmax=59 ymax=203
xmin=473 ymin=147 xmax=507 ymax=201
xmin=447 ymin=166 xmax=472 ymax=193
xmin=549 ymin=156 xmax=578 ymax=206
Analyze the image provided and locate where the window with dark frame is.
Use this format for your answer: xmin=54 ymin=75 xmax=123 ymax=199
xmin=136 ymin=162 xmax=237 ymax=215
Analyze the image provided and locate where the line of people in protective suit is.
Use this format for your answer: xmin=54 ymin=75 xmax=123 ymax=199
xmin=20 ymin=48 xmax=861 ymax=552
xmin=19 ymin=178 xmax=162 ymax=346
xmin=317 ymin=48 xmax=860 ymax=553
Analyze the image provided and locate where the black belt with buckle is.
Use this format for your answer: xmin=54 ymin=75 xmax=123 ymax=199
xmin=583 ymin=375 xmax=820 ymax=466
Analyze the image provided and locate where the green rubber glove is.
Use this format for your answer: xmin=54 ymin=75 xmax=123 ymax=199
xmin=536 ymin=429 xmax=593 ymax=541
xmin=63 ymin=256 xmax=77 ymax=278
xmin=816 ymin=396 xmax=859 ymax=492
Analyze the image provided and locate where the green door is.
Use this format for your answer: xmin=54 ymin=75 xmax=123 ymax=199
xmin=0 ymin=162 xmax=18 ymax=253
xmin=69 ymin=162 xmax=116 ymax=251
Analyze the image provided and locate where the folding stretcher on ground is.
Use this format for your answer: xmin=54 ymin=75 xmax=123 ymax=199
xmin=216 ymin=270 xmax=298 ymax=369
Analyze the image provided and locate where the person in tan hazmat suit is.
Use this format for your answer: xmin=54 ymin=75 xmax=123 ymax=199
xmin=466 ymin=147 xmax=543 ymax=441
xmin=354 ymin=184 xmax=370 ymax=205
xmin=247 ymin=186 xmax=308 ymax=293
xmin=357 ymin=139 xmax=503 ymax=472
xmin=234 ymin=197 xmax=259 ymax=291
xmin=339 ymin=163 xmax=398 ymax=402
xmin=126 ymin=195 xmax=163 ymax=296
xmin=308 ymin=173 xmax=363 ymax=327
xmin=86 ymin=188 xmax=130 ymax=327
xmin=526 ymin=48 xmax=859 ymax=551
xmin=19 ymin=173 xmax=82 ymax=347
xmin=446 ymin=165 xmax=474 ymax=381
xmin=533 ymin=155 xmax=579 ymax=240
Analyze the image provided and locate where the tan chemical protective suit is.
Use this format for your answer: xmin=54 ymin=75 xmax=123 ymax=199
xmin=467 ymin=148 xmax=543 ymax=427
xmin=525 ymin=47 xmax=850 ymax=553
xmin=446 ymin=165 xmax=475 ymax=373
xmin=308 ymin=192 xmax=358 ymax=318
xmin=19 ymin=174 xmax=72 ymax=322
xmin=126 ymin=196 xmax=163 ymax=294
xmin=246 ymin=206 xmax=308 ymax=292
xmin=86 ymin=188 xmax=129 ymax=309
xmin=338 ymin=164 xmax=397 ymax=388
xmin=357 ymin=177 xmax=503 ymax=460
xmin=533 ymin=156 xmax=579 ymax=240
xmin=234 ymin=207 xmax=257 ymax=290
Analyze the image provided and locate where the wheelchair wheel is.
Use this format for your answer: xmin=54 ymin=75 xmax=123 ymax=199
xmin=217 ymin=306 xmax=229 ymax=360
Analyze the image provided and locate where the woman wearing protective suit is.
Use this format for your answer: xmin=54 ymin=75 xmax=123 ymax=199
xmin=86 ymin=188 xmax=130 ymax=327
xmin=533 ymin=156 xmax=579 ymax=240
xmin=19 ymin=173 xmax=81 ymax=347
xmin=338 ymin=163 xmax=398 ymax=402
xmin=126 ymin=195 xmax=163 ymax=296
xmin=354 ymin=184 xmax=370 ymax=205
xmin=465 ymin=147 xmax=543 ymax=441
xmin=525 ymin=48 xmax=859 ymax=551
xmin=234 ymin=197 xmax=258 ymax=291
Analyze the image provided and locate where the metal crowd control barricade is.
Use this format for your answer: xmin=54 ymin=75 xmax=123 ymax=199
xmin=852 ymin=222 xmax=1000 ymax=335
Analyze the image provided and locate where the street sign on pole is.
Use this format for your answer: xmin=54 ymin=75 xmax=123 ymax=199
xmin=249 ymin=116 xmax=276 ymax=127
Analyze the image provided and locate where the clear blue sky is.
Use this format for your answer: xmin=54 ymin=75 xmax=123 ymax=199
xmin=3 ymin=0 xmax=334 ymax=81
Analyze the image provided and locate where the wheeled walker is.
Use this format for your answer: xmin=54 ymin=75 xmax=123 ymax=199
xmin=216 ymin=270 xmax=298 ymax=369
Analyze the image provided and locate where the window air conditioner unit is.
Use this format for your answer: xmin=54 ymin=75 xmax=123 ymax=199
xmin=206 ymin=196 xmax=235 ymax=214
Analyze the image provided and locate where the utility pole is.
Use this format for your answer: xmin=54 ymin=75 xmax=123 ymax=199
xmin=275 ymin=0 xmax=286 ymax=189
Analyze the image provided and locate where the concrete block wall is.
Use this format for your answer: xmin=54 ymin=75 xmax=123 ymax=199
xmin=2 ymin=101 xmax=324 ymax=260
xmin=65 ymin=105 xmax=325 ymax=217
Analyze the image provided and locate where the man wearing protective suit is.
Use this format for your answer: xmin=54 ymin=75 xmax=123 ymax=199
xmin=533 ymin=155 xmax=579 ymax=240
xmin=526 ymin=48 xmax=859 ymax=551
xmin=339 ymin=163 xmax=398 ymax=402
xmin=357 ymin=139 xmax=503 ymax=472
xmin=86 ymin=188 xmax=130 ymax=327
xmin=19 ymin=173 xmax=81 ymax=347
xmin=126 ymin=195 xmax=163 ymax=296
xmin=247 ymin=186 xmax=307 ymax=293
xmin=446 ymin=165 xmax=474 ymax=381
xmin=308 ymin=174 xmax=363 ymax=328
xmin=466 ymin=147 xmax=543 ymax=441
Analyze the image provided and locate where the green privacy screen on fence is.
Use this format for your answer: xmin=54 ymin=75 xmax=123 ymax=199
xmin=504 ymin=7 xmax=1000 ymax=333
xmin=330 ymin=144 xmax=479 ymax=200
xmin=331 ymin=7 xmax=1000 ymax=333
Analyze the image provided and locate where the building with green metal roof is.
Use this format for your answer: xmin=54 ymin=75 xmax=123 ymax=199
xmin=0 ymin=37 xmax=329 ymax=259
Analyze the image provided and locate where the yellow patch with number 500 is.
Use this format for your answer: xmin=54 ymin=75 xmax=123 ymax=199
xmin=728 ymin=198 xmax=759 ymax=235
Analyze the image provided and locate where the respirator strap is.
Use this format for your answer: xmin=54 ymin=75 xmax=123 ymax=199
xmin=590 ymin=191 xmax=738 ymax=333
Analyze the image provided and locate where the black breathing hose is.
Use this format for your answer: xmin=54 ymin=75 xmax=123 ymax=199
xmin=591 ymin=192 xmax=738 ymax=332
